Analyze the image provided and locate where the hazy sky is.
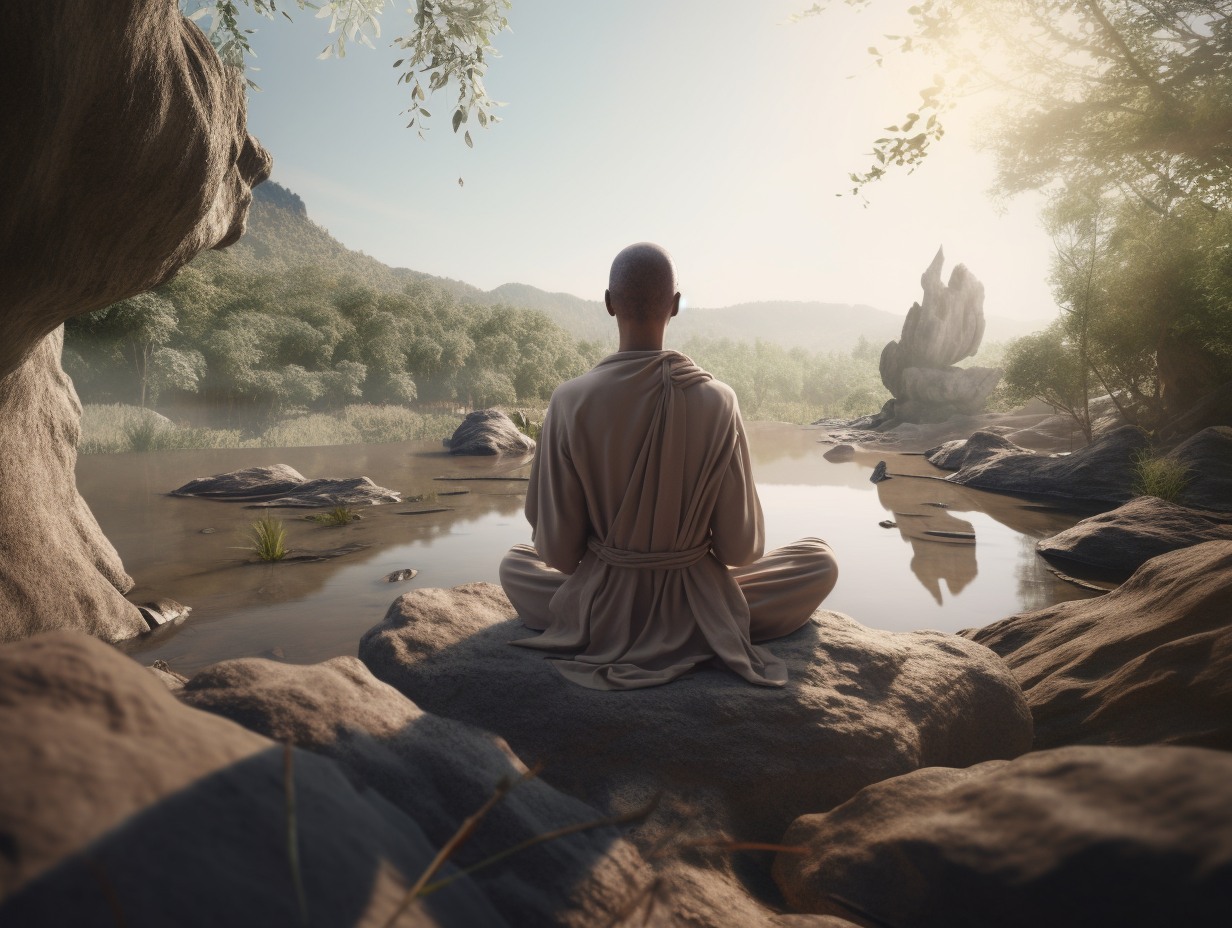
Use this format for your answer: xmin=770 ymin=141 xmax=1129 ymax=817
xmin=235 ymin=0 xmax=1057 ymax=321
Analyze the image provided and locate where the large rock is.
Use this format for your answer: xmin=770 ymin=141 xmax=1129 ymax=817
xmin=179 ymin=655 xmax=656 ymax=928
xmin=0 ymin=632 xmax=504 ymax=926
xmin=444 ymin=409 xmax=536 ymax=456
xmin=938 ymin=424 xmax=1150 ymax=503
xmin=1167 ymin=426 xmax=1232 ymax=511
xmin=877 ymin=248 xmax=1001 ymax=422
xmin=1158 ymin=380 xmax=1232 ymax=446
xmin=1037 ymin=495 xmax=1232 ymax=573
xmin=774 ymin=745 xmax=1232 ymax=928
xmin=925 ymin=429 xmax=1026 ymax=470
xmin=0 ymin=2 xmax=271 ymax=644
xmin=358 ymin=583 xmax=1033 ymax=845
xmin=961 ymin=541 xmax=1232 ymax=751
xmin=171 ymin=464 xmax=401 ymax=507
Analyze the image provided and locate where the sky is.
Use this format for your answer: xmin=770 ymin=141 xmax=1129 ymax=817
xmin=232 ymin=0 xmax=1058 ymax=321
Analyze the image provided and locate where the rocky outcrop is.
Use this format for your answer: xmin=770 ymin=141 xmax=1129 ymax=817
xmin=1158 ymin=380 xmax=1232 ymax=446
xmin=444 ymin=409 xmax=536 ymax=456
xmin=358 ymin=583 xmax=1033 ymax=845
xmin=0 ymin=632 xmax=503 ymax=926
xmin=1167 ymin=426 xmax=1232 ymax=511
xmin=179 ymin=655 xmax=651 ymax=928
xmin=877 ymin=249 xmax=1001 ymax=423
xmin=1037 ymin=496 xmax=1232 ymax=573
xmin=925 ymin=430 xmax=1026 ymax=470
xmin=171 ymin=464 xmax=401 ymax=507
xmin=961 ymin=541 xmax=1232 ymax=750
xmin=0 ymin=2 xmax=271 ymax=644
xmin=773 ymin=745 xmax=1232 ymax=928
xmin=936 ymin=425 xmax=1149 ymax=503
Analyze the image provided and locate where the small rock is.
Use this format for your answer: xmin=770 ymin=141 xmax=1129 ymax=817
xmin=382 ymin=568 xmax=419 ymax=583
xmin=823 ymin=443 xmax=856 ymax=462
xmin=200 ymin=528 xmax=215 ymax=534
xmin=922 ymin=502 xmax=949 ymax=508
xmin=133 ymin=598 xmax=191 ymax=630
xmin=444 ymin=409 xmax=536 ymax=456
xmin=879 ymin=520 xmax=897 ymax=529
xmin=870 ymin=461 xmax=889 ymax=483
xmin=259 ymin=646 xmax=285 ymax=660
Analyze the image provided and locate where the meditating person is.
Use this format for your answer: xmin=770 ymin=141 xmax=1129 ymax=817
xmin=499 ymin=243 xmax=838 ymax=690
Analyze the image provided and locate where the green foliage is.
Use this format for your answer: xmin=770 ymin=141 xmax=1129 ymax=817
xmin=250 ymin=515 xmax=288 ymax=562
xmin=305 ymin=506 xmax=358 ymax=525
xmin=1131 ymin=450 xmax=1191 ymax=502
xmin=1002 ymin=323 xmax=1095 ymax=437
xmin=510 ymin=410 xmax=542 ymax=442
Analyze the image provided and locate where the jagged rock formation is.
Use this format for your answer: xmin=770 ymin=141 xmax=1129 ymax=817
xmin=445 ymin=409 xmax=536 ymax=456
xmin=0 ymin=0 xmax=271 ymax=643
xmin=358 ymin=583 xmax=1033 ymax=846
xmin=171 ymin=464 xmax=401 ymax=507
xmin=878 ymin=248 xmax=1001 ymax=423
xmin=961 ymin=541 xmax=1232 ymax=751
xmin=774 ymin=745 xmax=1232 ymax=927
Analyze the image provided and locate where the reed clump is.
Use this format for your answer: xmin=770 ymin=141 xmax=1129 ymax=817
xmin=304 ymin=506 xmax=358 ymax=526
xmin=1131 ymin=449 xmax=1191 ymax=503
xmin=250 ymin=515 xmax=288 ymax=562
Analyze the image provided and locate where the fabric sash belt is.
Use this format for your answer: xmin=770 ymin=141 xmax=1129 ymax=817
xmin=587 ymin=537 xmax=711 ymax=570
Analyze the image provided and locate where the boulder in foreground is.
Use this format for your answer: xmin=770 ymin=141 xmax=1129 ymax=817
xmin=774 ymin=745 xmax=1232 ymax=928
xmin=444 ymin=410 xmax=536 ymax=456
xmin=171 ymin=464 xmax=401 ymax=507
xmin=0 ymin=632 xmax=502 ymax=926
xmin=359 ymin=583 xmax=1033 ymax=844
xmin=1036 ymin=495 xmax=1232 ymax=573
xmin=962 ymin=540 xmax=1232 ymax=751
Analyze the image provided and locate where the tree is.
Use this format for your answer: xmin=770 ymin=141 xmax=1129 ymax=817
xmin=183 ymin=0 xmax=511 ymax=157
xmin=1002 ymin=323 xmax=1095 ymax=439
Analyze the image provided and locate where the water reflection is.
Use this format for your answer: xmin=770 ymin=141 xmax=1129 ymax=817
xmin=75 ymin=423 xmax=1103 ymax=675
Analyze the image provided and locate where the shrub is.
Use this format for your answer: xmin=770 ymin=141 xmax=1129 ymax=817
xmin=1131 ymin=450 xmax=1191 ymax=502
xmin=250 ymin=515 xmax=288 ymax=562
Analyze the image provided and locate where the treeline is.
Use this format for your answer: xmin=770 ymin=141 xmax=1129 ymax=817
xmin=65 ymin=258 xmax=605 ymax=424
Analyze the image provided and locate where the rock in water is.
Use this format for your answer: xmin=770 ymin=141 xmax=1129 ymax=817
xmin=382 ymin=568 xmax=418 ymax=583
xmin=171 ymin=465 xmax=401 ymax=508
xmin=925 ymin=430 xmax=1027 ymax=471
xmin=773 ymin=745 xmax=1232 ymax=928
xmin=878 ymin=248 xmax=1002 ymax=423
xmin=1037 ymin=496 xmax=1232 ymax=573
xmin=941 ymin=425 xmax=1150 ymax=503
xmin=0 ymin=632 xmax=504 ymax=926
xmin=444 ymin=410 xmax=536 ymax=456
xmin=133 ymin=598 xmax=191 ymax=630
xmin=822 ymin=443 xmax=856 ymax=462
xmin=869 ymin=461 xmax=889 ymax=483
xmin=358 ymin=583 xmax=1032 ymax=845
xmin=1167 ymin=426 xmax=1232 ymax=511
xmin=962 ymin=540 xmax=1232 ymax=750
xmin=0 ymin=1 xmax=271 ymax=645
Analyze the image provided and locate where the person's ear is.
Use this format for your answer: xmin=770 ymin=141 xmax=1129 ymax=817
xmin=605 ymin=290 xmax=615 ymax=317
xmin=670 ymin=292 xmax=681 ymax=318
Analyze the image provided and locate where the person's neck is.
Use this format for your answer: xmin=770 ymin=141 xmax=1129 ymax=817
xmin=616 ymin=321 xmax=669 ymax=352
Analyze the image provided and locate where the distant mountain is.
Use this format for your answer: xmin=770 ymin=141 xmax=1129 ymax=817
xmin=238 ymin=182 xmax=1048 ymax=351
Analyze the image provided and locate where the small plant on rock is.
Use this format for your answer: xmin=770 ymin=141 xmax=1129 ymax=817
xmin=1131 ymin=449 xmax=1191 ymax=503
xmin=250 ymin=515 xmax=288 ymax=562
xmin=305 ymin=506 xmax=359 ymax=526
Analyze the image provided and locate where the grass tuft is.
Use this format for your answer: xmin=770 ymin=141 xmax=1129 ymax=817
xmin=250 ymin=515 xmax=288 ymax=562
xmin=304 ymin=506 xmax=358 ymax=526
xmin=1132 ymin=449 xmax=1191 ymax=502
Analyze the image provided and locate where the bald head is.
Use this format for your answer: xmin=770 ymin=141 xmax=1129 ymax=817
xmin=607 ymin=243 xmax=678 ymax=322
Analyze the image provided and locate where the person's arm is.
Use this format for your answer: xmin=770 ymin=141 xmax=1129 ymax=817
xmin=709 ymin=412 xmax=765 ymax=567
xmin=525 ymin=403 xmax=589 ymax=574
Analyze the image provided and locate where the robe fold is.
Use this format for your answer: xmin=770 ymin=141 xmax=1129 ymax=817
xmin=502 ymin=349 xmax=837 ymax=691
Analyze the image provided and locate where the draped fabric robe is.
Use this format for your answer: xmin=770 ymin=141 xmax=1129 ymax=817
xmin=509 ymin=349 xmax=792 ymax=690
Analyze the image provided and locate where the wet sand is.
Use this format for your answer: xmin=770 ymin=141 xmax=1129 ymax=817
xmin=77 ymin=422 xmax=1105 ymax=676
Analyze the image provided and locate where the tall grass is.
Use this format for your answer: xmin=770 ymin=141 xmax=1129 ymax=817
xmin=250 ymin=515 xmax=288 ymax=562
xmin=304 ymin=506 xmax=357 ymax=526
xmin=1132 ymin=449 xmax=1191 ymax=502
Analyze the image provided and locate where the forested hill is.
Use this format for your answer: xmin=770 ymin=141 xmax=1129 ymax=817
xmin=239 ymin=182 xmax=1043 ymax=350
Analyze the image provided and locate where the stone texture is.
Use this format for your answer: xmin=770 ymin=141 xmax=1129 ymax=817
xmin=1037 ymin=496 xmax=1232 ymax=573
xmin=445 ymin=409 xmax=536 ymax=456
xmin=0 ymin=2 xmax=271 ymax=644
xmin=925 ymin=430 xmax=1026 ymax=471
xmin=179 ymin=655 xmax=653 ymax=928
xmin=877 ymin=248 xmax=1001 ymax=422
xmin=1159 ymin=380 xmax=1232 ymax=446
xmin=939 ymin=425 xmax=1150 ymax=503
xmin=1168 ymin=426 xmax=1232 ymax=511
xmin=0 ymin=632 xmax=503 ymax=926
xmin=774 ymin=745 xmax=1232 ymax=928
xmin=962 ymin=541 xmax=1232 ymax=751
xmin=171 ymin=464 xmax=401 ymax=507
xmin=358 ymin=583 xmax=1033 ymax=846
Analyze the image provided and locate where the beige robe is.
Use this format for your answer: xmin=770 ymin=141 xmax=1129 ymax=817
xmin=500 ymin=350 xmax=837 ymax=690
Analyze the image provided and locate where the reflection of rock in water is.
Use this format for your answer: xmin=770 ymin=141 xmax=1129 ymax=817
xmin=1014 ymin=532 xmax=1060 ymax=614
xmin=875 ymin=477 xmax=978 ymax=605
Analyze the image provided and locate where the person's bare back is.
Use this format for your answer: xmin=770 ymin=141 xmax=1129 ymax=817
xmin=498 ymin=244 xmax=838 ymax=690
